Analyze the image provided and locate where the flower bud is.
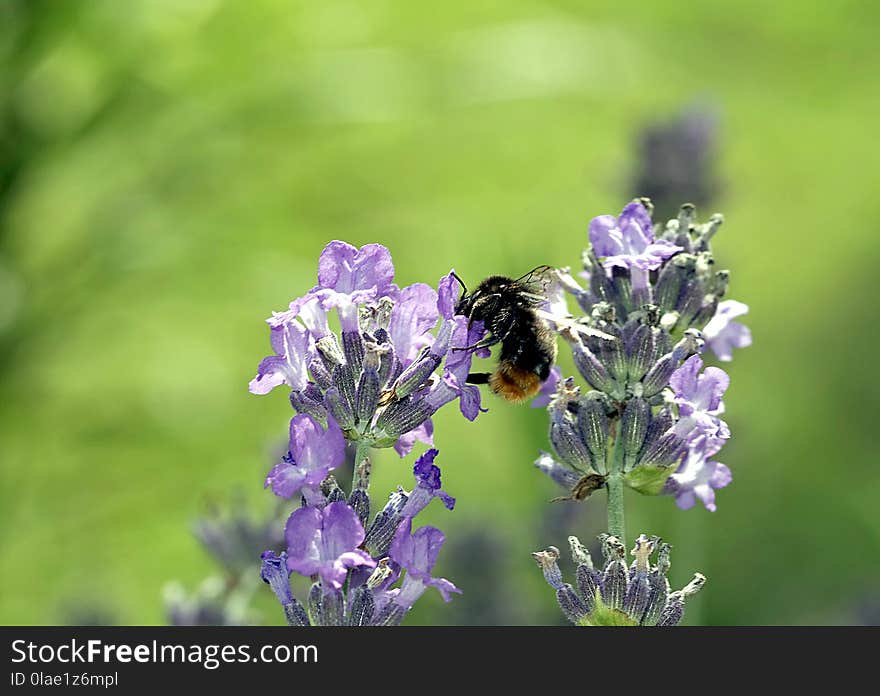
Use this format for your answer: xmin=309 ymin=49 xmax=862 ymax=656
xmin=626 ymin=323 xmax=657 ymax=382
xmin=531 ymin=546 xmax=564 ymax=590
xmin=342 ymin=331 xmax=365 ymax=376
xmin=600 ymin=336 xmax=628 ymax=383
xmin=534 ymin=452 xmax=582 ymax=490
xmin=347 ymin=585 xmax=375 ymax=626
xmin=571 ymin=338 xmax=618 ymax=395
xmin=576 ymin=397 xmax=609 ymax=471
xmin=620 ymin=397 xmax=650 ymax=465
xmin=320 ymin=588 xmax=345 ymax=626
xmin=348 ymin=488 xmax=371 ymax=528
xmin=557 ymin=584 xmax=589 ymax=624
xmin=377 ymin=397 xmax=433 ymax=438
xmin=391 ymin=355 xmax=441 ymax=400
xmin=324 ymin=386 xmax=356 ymax=431
xmin=355 ymin=366 xmax=381 ymax=425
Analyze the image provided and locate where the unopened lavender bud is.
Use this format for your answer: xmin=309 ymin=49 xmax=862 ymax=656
xmin=309 ymin=358 xmax=333 ymax=390
xmin=655 ymin=254 xmax=693 ymax=311
xmin=342 ymin=331 xmax=365 ymax=376
xmin=320 ymin=588 xmax=345 ymax=626
xmin=639 ymin=433 xmax=687 ymax=468
xmin=576 ymin=565 xmax=601 ymax=613
xmin=355 ymin=367 xmax=381 ymax=425
xmin=374 ymin=603 xmax=407 ymax=627
xmin=549 ymin=418 xmax=593 ymax=473
xmin=532 ymin=546 xmax=564 ymax=590
xmin=627 ymin=324 xmax=657 ymax=382
xmin=377 ymin=397 xmax=433 ymax=438
xmin=589 ymin=254 xmax=617 ymax=304
xmin=535 ymin=452 xmax=582 ymax=490
xmin=289 ymin=384 xmax=328 ymax=421
xmin=557 ymin=584 xmax=589 ymax=624
xmin=710 ymin=269 xmax=730 ymax=297
xmin=691 ymin=295 xmax=719 ymax=329
xmin=695 ymin=213 xmax=724 ymax=249
xmin=601 ymin=336 xmax=628 ymax=382
xmin=392 ymin=355 xmax=440 ymax=400
xmin=656 ymin=595 xmax=684 ymax=626
xmin=377 ymin=343 xmax=397 ymax=387
xmin=572 ymin=338 xmax=617 ymax=394
xmin=675 ymin=278 xmax=704 ymax=327
xmin=348 ymin=488 xmax=371 ymax=527
xmin=576 ymin=398 xmax=608 ymax=471
xmin=643 ymin=407 xmax=674 ymax=448
xmin=657 ymin=573 xmax=704 ymax=627
xmin=601 ymin=559 xmax=628 ymax=610
xmin=364 ymin=490 xmax=408 ymax=556
xmin=347 ymin=585 xmax=375 ymax=626
xmin=307 ymin=583 xmax=322 ymax=625
xmin=324 ymin=386 xmax=356 ymax=431
xmin=261 ymin=551 xmax=309 ymax=626
xmin=676 ymin=203 xmax=696 ymax=246
xmin=621 ymin=397 xmax=650 ymax=464
xmin=332 ymin=364 xmax=357 ymax=413
xmin=673 ymin=329 xmax=704 ymax=361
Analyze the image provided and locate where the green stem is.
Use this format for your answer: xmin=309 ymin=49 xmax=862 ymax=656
xmin=353 ymin=439 xmax=373 ymax=494
xmin=606 ymin=473 xmax=626 ymax=543
xmin=606 ymin=429 xmax=626 ymax=544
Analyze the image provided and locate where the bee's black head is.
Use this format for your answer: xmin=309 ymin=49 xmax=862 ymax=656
xmin=455 ymin=275 xmax=517 ymax=318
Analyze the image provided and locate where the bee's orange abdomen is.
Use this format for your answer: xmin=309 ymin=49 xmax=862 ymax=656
xmin=489 ymin=364 xmax=542 ymax=403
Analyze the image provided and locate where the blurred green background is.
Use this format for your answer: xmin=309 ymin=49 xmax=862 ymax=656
xmin=1 ymin=0 xmax=878 ymax=626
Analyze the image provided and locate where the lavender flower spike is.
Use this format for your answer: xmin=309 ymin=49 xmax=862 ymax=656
xmin=703 ymin=299 xmax=752 ymax=362
xmin=400 ymin=448 xmax=456 ymax=518
xmin=264 ymin=414 xmax=345 ymax=501
xmin=285 ymin=501 xmax=376 ymax=590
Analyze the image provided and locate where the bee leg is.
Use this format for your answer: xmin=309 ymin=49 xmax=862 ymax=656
xmin=452 ymin=334 xmax=501 ymax=352
xmin=465 ymin=372 xmax=491 ymax=385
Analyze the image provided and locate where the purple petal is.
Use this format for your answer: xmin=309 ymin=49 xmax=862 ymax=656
xmin=388 ymin=283 xmax=439 ymax=365
xmin=413 ymin=448 xmax=441 ymax=488
xmin=264 ymin=459 xmax=307 ymax=498
xmin=250 ymin=320 xmax=311 ymax=394
xmin=394 ymin=419 xmax=434 ymax=458
xmin=458 ymin=384 xmax=483 ymax=421
xmin=317 ymin=241 xmax=395 ymax=297
xmin=589 ymin=215 xmax=622 ymax=257
xmin=669 ymin=354 xmax=703 ymax=399
xmin=426 ymin=577 xmax=462 ymax=602
xmin=389 ymin=520 xmax=446 ymax=580
xmin=704 ymin=300 xmax=752 ymax=362
xmin=288 ymin=414 xmax=345 ymax=484
xmin=618 ymin=201 xmax=653 ymax=240
xmin=437 ymin=491 xmax=456 ymax=511
xmin=437 ymin=272 xmax=462 ymax=320
xmin=530 ymin=366 xmax=562 ymax=408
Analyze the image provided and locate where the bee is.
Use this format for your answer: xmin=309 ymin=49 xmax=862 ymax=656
xmin=452 ymin=266 xmax=558 ymax=403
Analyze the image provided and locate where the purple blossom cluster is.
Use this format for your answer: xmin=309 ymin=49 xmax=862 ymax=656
xmin=260 ymin=450 xmax=459 ymax=626
xmin=536 ymin=200 xmax=749 ymax=511
xmin=251 ymin=242 xmax=473 ymax=625
xmin=250 ymin=241 xmax=486 ymax=461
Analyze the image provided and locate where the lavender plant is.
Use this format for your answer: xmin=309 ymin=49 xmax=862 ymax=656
xmin=250 ymin=242 xmax=484 ymax=625
xmin=533 ymin=199 xmax=751 ymax=626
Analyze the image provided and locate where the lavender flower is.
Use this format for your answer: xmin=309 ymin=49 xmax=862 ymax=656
xmin=400 ymin=448 xmax=456 ymax=519
xmin=663 ymin=435 xmax=731 ymax=512
xmin=264 ymin=414 xmax=345 ymax=504
xmin=589 ymin=201 xmax=681 ymax=290
xmin=373 ymin=520 xmax=461 ymax=626
xmin=534 ymin=200 xmax=748 ymax=517
xmin=284 ymin=501 xmax=375 ymax=589
xmin=702 ymin=299 xmax=752 ymax=362
xmin=533 ymin=533 xmax=705 ymax=626
xmin=250 ymin=241 xmax=487 ymax=459
xmin=262 ymin=449 xmax=459 ymax=626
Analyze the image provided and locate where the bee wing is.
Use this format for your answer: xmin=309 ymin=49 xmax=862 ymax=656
xmin=514 ymin=265 xmax=555 ymax=285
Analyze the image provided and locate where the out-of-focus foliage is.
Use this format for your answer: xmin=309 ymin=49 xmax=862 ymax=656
xmin=1 ymin=0 xmax=878 ymax=626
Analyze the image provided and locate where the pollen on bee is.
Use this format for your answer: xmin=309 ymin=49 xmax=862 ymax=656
xmin=489 ymin=364 xmax=542 ymax=403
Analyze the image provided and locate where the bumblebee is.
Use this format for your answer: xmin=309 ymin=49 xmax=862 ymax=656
xmin=453 ymin=266 xmax=558 ymax=402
